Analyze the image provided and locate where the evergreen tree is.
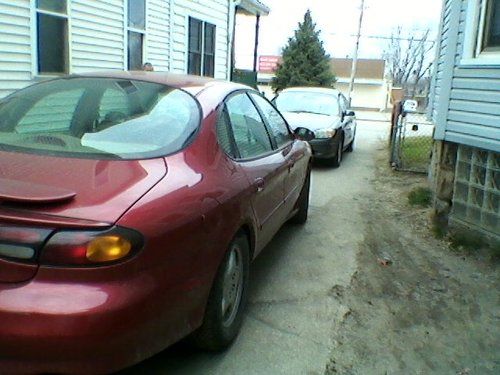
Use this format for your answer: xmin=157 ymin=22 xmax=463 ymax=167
xmin=272 ymin=10 xmax=335 ymax=93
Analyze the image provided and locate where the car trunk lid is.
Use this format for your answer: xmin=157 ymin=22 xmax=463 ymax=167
xmin=0 ymin=150 xmax=167 ymax=283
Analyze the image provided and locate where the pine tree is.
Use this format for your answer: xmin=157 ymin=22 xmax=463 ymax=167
xmin=272 ymin=10 xmax=335 ymax=93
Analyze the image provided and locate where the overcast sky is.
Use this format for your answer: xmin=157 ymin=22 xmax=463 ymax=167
xmin=235 ymin=0 xmax=443 ymax=69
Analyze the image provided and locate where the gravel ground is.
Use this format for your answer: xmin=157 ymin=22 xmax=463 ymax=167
xmin=325 ymin=151 xmax=500 ymax=375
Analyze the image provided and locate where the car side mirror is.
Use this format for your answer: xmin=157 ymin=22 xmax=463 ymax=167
xmin=294 ymin=127 xmax=315 ymax=141
xmin=345 ymin=110 xmax=355 ymax=117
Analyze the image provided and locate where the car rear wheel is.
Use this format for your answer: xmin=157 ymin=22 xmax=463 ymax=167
xmin=290 ymin=168 xmax=311 ymax=224
xmin=192 ymin=233 xmax=250 ymax=351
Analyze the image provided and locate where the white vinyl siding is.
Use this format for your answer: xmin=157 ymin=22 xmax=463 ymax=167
xmin=146 ymin=0 xmax=171 ymax=71
xmin=0 ymin=0 xmax=32 ymax=98
xmin=71 ymin=0 xmax=125 ymax=72
xmin=170 ymin=0 xmax=229 ymax=79
xmin=0 ymin=0 xmax=235 ymax=99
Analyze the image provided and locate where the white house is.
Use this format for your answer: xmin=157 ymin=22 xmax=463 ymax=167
xmin=0 ymin=0 xmax=269 ymax=98
xmin=331 ymin=58 xmax=389 ymax=111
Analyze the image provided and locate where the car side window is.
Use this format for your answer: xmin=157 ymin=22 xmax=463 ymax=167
xmin=216 ymin=107 xmax=237 ymax=158
xmin=340 ymin=94 xmax=350 ymax=114
xmin=338 ymin=95 xmax=347 ymax=114
xmin=249 ymin=93 xmax=293 ymax=148
xmin=225 ymin=93 xmax=273 ymax=159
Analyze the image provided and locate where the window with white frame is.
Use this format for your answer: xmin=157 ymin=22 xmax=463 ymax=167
xmin=127 ymin=0 xmax=146 ymax=70
xmin=36 ymin=0 xmax=69 ymax=74
xmin=462 ymin=0 xmax=500 ymax=64
xmin=481 ymin=0 xmax=500 ymax=51
xmin=188 ymin=17 xmax=216 ymax=77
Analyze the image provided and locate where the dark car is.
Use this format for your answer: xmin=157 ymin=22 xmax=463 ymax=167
xmin=0 ymin=72 xmax=312 ymax=374
xmin=273 ymin=87 xmax=356 ymax=167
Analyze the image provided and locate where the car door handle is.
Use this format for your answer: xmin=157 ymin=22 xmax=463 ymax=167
xmin=254 ymin=177 xmax=265 ymax=193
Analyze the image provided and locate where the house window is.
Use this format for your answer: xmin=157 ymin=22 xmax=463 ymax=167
xmin=482 ymin=0 xmax=500 ymax=51
xmin=36 ymin=0 xmax=68 ymax=74
xmin=127 ymin=0 xmax=146 ymax=70
xmin=188 ymin=17 xmax=216 ymax=77
xmin=462 ymin=0 xmax=500 ymax=65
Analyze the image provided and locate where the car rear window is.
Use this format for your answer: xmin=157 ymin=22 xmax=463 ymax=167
xmin=0 ymin=77 xmax=201 ymax=159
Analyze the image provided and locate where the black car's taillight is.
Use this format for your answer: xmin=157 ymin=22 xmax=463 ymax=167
xmin=40 ymin=226 xmax=144 ymax=266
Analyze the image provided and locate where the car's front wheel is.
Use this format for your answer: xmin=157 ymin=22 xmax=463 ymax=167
xmin=329 ymin=135 xmax=343 ymax=168
xmin=192 ymin=233 xmax=250 ymax=351
xmin=345 ymin=136 xmax=355 ymax=153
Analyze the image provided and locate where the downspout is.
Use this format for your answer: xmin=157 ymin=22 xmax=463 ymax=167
xmin=253 ymin=14 xmax=260 ymax=72
xmin=169 ymin=0 xmax=175 ymax=72
xmin=228 ymin=1 xmax=238 ymax=81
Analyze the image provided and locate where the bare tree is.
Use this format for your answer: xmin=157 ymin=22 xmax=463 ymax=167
xmin=384 ymin=27 xmax=435 ymax=97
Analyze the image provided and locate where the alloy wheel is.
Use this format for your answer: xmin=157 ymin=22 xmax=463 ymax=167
xmin=221 ymin=244 xmax=244 ymax=328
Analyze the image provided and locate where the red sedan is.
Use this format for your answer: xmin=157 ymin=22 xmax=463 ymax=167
xmin=0 ymin=72 xmax=312 ymax=374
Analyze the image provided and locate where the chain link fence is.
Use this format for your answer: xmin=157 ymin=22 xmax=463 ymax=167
xmin=390 ymin=111 xmax=434 ymax=173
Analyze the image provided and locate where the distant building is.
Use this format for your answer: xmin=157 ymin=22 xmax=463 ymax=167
xmin=428 ymin=0 xmax=499 ymax=243
xmin=330 ymin=58 xmax=389 ymax=111
xmin=257 ymin=57 xmax=390 ymax=109
xmin=0 ymin=0 xmax=269 ymax=98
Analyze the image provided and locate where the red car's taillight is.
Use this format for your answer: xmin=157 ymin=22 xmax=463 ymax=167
xmin=0 ymin=226 xmax=52 ymax=262
xmin=40 ymin=226 xmax=144 ymax=266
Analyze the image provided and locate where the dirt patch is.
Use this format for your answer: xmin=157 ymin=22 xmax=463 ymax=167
xmin=325 ymin=150 xmax=500 ymax=374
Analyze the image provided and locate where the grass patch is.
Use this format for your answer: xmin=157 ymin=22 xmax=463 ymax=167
xmin=401 ymin=136 xmax=433 ymax=170
xmin=449 ymin=230 xmax=500 ymax=262
xmin=408 ymin=186 xmax=432 ymax=207
xmin=449 ymin=231 xmax=486 ymax=255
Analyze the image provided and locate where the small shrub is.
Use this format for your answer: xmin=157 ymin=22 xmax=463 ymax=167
xmin=408 ymin=187 xmax=432 ymax=207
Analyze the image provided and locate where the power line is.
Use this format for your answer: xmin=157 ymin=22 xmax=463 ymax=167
xmin=330 ymin=33 xmax=435 ymax=43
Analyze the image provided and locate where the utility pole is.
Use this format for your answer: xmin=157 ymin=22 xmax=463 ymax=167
xmin=348 ymin=0 xmax=365 ymax=105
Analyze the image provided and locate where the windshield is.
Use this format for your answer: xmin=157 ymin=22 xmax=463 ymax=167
xmin=0 ymin=78 xmax=200 ymax=159
xmin=275 ymin=91 xmax=340 ymax=117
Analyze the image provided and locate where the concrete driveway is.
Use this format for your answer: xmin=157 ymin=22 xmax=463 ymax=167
xmin=121 ymin=120 xmax=391 ymax=375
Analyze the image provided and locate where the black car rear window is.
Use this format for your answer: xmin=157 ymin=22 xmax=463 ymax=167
xmin=0 ymin=77 xmax=201 ymax=159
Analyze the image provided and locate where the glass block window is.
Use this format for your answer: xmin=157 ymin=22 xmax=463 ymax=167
xmin=452 ymin=145 xmax=500 ymax=235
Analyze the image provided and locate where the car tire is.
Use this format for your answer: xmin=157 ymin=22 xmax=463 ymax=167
xmin=191 ymin=233 xmax=250 ymax=351
xmin=290 ymin=168 xmax=311 ymax=224
xmin=329 ymin=135 xmax=343 ymax=168
xmin=345 ymin=137 xmax=355 ymax=153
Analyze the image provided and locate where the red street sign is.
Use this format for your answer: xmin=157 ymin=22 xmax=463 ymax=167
xmin=259 ymin=56 xmax=281 ymax=73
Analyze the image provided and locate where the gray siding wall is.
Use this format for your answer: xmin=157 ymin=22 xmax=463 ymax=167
xmin=429 ymin=0 xmax=453 ymax=121
xmin=430 ymin=0 xmax=500 ymax=153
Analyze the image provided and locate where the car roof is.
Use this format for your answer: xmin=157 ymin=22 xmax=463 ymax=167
xmin=73 ymin=71 xmax=248 ymax=96
xmin=280 ymin=87 xmax=341 ymax=96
